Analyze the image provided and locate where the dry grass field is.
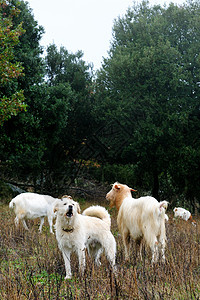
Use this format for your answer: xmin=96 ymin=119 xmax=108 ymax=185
xmin=0 ymin=199 xmax=199 ymax=300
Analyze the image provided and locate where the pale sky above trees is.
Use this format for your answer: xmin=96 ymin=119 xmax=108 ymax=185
xmin=27 ymin=0 xmax=186 ymax=70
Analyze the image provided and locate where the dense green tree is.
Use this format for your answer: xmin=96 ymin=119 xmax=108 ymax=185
xmin=0 ymin=0 xmax=45 ymax=182
xmin=45 ymin=44 xmax=91 ymax=91
xmin=38 ymin=44 xmax=96 ymax=191
xmin=11 ymin=0 xmax=45 ymax=90
xmin=0 ymin=0 xmax=26 ymax=125
xmin=1 ymin=36 xmax=95 ymax=193
xmin=45 ymin=44 xmax=95 ymax=148
xmin=95 ymin=0 xmax=200 ymax=206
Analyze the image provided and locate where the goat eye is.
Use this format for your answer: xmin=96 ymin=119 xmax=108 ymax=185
xmin=64 ymin=203 xmax=67 ymax=206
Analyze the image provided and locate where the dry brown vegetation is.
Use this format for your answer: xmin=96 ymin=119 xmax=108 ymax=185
xmin=0 ymin=200 xmax=199 ymax=300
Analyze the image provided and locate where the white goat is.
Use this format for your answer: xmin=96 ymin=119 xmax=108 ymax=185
xmin=106 ymin=182 xmax=168 ymax=263
xmin=9 ymin=192 xmax=60 ymax=233
xmin=173 ymin=207 xmax=196 ymax=225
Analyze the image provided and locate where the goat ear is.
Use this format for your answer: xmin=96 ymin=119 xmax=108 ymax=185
xmin=130 ymin=188 xmax=137 ymax=192
xmin=114 ymin=184 xmax=120 ymax=190
xmin=159 ymin=201 xmax=168 ymax=211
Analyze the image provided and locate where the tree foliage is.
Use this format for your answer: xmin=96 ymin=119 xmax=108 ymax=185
xmin=0 ymin=0 xmax=45 ymax=179
xmin=45 ymin=44 xmax=95 ymax=148
xmin=95 ymin=0 xmax=200 ymax=205
xmin=0 ymin=0 xmax=26 ymax=125
xmin=0 ymin=26 xmax=94 ymax=193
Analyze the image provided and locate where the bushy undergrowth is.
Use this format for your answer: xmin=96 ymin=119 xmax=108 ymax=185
xmin=0 ymin=201 xmax=199 ymax=300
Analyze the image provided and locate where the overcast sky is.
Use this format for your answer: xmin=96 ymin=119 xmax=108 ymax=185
xmin=27 ymin=0 xmax=186 ymax=70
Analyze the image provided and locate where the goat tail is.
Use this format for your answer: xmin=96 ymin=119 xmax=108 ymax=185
xmin=82 ymin=205 xmax=111 ymax=228
xmin=158 ymin=200 xmax=169 ymax=220
xmin=9 ymin=199 xmax=15 ymax=209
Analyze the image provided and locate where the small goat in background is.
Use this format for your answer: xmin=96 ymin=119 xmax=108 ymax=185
xmin=173 ymin=207 xmax=196 ymax=226
xmin=9 ymin=192 xmax=60 ymax=233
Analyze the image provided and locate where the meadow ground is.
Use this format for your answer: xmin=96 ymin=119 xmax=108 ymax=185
xmin=0 ymin=199 xmax=199 ymax=300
